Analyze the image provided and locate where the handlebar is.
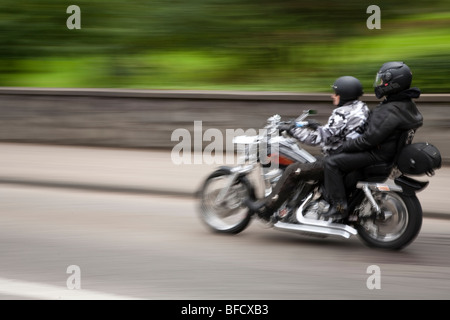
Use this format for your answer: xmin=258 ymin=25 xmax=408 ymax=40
xmin=266 ymin=109 xmax=316 ymax=130
xmin=234 ymin=109 xmax=317 ymax=145
xmin=296 ymin=109 xmax=316 ymax=122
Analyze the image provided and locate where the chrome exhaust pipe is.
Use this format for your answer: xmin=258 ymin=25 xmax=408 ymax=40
xmin=273 ymin=192 xmax=358 ymax=239
xmin=273 ymin=221 xmax=356 ymax=239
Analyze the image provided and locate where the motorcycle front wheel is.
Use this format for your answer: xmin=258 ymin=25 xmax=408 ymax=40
xmin=357 ymin=192 xmax=422 ymax=250
xmin=198 ymin=167 xmax=256 ymax=234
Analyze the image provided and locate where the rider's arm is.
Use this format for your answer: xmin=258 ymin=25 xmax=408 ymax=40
xmin=342 ymin=105 xmax=400 ymax=152
xmin=290 ymin=108 xmax=347 ymax=147
xmin=289 ymin=126 xmax=323 ymax=146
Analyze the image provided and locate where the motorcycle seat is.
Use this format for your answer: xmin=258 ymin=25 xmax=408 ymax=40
xmin=344 ymin=162 xmax=392 ymax=190
xmin=362 ymin=162 xmax=393 ymax=181
xmin=361 ymin=129 xmax=415 ymax=181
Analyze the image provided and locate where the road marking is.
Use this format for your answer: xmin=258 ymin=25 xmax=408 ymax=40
xmin=0 ymin=277 xmax=141 ymax=300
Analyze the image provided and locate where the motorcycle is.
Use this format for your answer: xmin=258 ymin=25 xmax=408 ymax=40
xmin=197 ymin=110 xmax=441 ymax=250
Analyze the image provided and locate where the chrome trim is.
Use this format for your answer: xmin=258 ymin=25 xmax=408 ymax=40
xmin=273 ymin=221 xmax=356 ymax=239
xmin=271 ymin=193 xmax=359 ymax=239
xmin=356 ymin=181 xmax=404 ymax=215
xmin=290 ymin=143 xmax=317 ymax=163
xmin=295 ymin=194 xmax=357 ymax=235
xmin=356 ymin=181 xmax=403 ymax=193
xmin=230 ymin=164 xmax=254 ymax=174
xmin=361 ymin=184 xmax=381 ymax=214
xmin=232 ymin=135 xmax=259 ymax=145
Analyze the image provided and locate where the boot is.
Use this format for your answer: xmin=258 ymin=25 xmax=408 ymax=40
xmin=244 ymin=194 xmax=282 ymax=220
xmin=244 ymin=172 xmax=300 ymax=221
xmin=244 ymin=162 xmax=323 ymax=221
xmin=320 ymin=200 xmax=348 ymax=221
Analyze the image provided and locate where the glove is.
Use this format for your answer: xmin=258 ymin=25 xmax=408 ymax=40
xmin=328 ymin=145 xmax=344 ymax=155
xmin=277 ymin=122 xmax=295 ymax=133
xmin=305 ymin=119 xmax=320 ymax=130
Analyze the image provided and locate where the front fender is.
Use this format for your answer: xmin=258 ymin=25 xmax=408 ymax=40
xmin=195 ymin=166 xmax=257 ymax=200
xmin=219 ymin=166 xmax=257 ymax=201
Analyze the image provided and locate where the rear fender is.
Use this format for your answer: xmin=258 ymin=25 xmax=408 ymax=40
xmin=394 ymin=175 xmax=429 ymax=196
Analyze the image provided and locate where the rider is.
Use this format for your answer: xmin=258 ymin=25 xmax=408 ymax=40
xmin=245 ymin=76 xmax=370 ymax=221
xmin=321 ymin=62 xmax=424 ymax=220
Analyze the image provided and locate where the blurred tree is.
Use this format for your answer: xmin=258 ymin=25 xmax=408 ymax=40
xmin=0 ymin=0 xmax=449 ymax=91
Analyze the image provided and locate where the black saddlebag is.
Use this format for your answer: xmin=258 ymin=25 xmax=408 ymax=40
xmin=397 ymin=142 xmax=441 ymax=176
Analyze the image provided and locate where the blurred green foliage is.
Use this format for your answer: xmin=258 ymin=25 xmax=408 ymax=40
xmin=1 ymin=0 xmax=450 ymax=92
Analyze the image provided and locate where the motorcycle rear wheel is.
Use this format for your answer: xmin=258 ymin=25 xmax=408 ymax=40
xmin=198 ymin=167 xmax=255 ymax=234
xmin=357 ymin=192 xmax=422 ymax=250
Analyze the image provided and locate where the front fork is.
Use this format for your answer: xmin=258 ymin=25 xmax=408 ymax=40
xmin=214 ymin=165 xmax=254 ymax=206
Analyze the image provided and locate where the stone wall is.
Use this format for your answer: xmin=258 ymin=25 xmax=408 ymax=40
xmin=0 ymin=88 xmax=448 ymax=162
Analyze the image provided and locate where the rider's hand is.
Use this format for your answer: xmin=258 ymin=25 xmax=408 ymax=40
xmin=329 ymin=145 xmax=344 ymax=155
xmin=278 ymin=122 xmax=295 ymax=134
xmin=305 ymin=119 xmax=320 ymax=130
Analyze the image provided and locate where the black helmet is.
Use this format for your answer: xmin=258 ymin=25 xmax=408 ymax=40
xmin=332 ymin=76 xmax=364 ymax=103
xmin=374 ymin=61 xmax=412 ymax=99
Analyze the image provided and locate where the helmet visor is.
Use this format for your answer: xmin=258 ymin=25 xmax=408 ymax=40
xmin=374 ymin=73 xmax=384 ymax=87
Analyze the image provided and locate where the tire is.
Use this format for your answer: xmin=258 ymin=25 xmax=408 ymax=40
xmin=198 ymin=167 xmax=256 ymax=234
xmin=357 ymin=192 xmax=422 ymax=250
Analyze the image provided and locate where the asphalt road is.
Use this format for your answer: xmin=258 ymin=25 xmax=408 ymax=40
xmin=1 ymin=184 xmax=450 ymax=301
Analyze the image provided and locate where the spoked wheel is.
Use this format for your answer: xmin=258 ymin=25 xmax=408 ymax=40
xmin=198 ymin=167 xmax=255 ymax=234
xmin=357 ymin=192 xmax=422 ymax=250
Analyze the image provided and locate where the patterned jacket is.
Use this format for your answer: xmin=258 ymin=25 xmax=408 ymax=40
xmin=289 ymin=100 xmax=370 ymax=155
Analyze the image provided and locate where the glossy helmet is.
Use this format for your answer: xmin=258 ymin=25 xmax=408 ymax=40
xmin=374 ymin=61 xmax=412 ymax=99
xmin=331 ymin=76 xmax=364 ymax=103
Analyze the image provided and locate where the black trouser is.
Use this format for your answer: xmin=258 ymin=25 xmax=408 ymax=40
xmin=323 ymin=151 xmax=389 ymax=203
xmin=281 ymin=159 xmax=325 ymax=183
xmin=263 ymin=159 xmax=324 ymax=211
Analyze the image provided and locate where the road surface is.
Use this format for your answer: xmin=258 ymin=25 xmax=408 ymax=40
xmin=0 ymin=184 xmax=450 ymax=301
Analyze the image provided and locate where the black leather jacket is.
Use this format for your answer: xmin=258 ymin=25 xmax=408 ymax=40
xmin=342 ymin=88 xmax=423 ymax=162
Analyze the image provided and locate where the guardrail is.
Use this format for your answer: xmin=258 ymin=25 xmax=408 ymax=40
xmin=0 ymin=87 xmax=449 ymax=162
